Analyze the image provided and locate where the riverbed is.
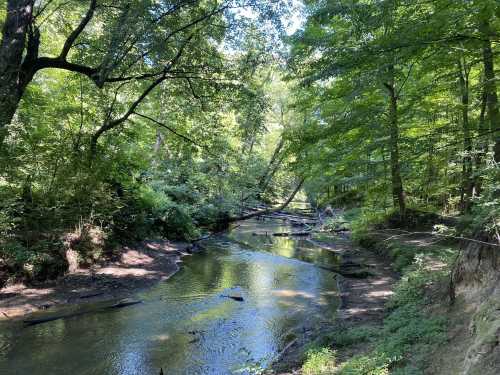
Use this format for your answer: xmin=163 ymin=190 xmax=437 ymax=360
xmin=0 ymin=219 xmax=343 ymax=374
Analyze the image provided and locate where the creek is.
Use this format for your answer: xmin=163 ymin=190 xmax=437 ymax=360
xmin=0 ymin=218 xmax=345 ymax=374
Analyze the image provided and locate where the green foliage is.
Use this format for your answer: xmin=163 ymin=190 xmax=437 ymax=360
xmin=332 ymin=326 xmax=381 ymax=348
xmin=0 ymin=239 xmax=68 ymax=282
xmin=288 ymin=0 xmax=500 ymax=237
xmin=0 ymin=7 xmax=302 ymax=283
xmin=339 ymin=354 xmax=390 ymax=375
xmin=351 ymin=208 xmax=395 ymax=244
xmin=302 ymin=347 xmax=337 ymax=375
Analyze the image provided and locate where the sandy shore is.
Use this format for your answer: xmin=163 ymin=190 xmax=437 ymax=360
xmin=0 ymin=240 xmax=192 ymax=320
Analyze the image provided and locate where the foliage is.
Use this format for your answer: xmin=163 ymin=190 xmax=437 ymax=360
xmin=287 ymin=0 xmax=500 ymax=234
xmin=0 ymin=1 xmax=302 ymax=283
xmin=302 ymin=347 xmax=337 ymax=375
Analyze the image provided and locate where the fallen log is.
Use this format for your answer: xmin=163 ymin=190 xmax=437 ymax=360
xmin=272 ymin=232 xmax=311 ymax=237
xmin=79 ymin=292 xmax=104 ymax=299
xmin=227 ymin=178 xmax=305 ymax=222
xmin=24 ymin=310 xmax=89 ymax=326
xmin=108 ymin=299 xmax=142 ymax=309
xmin=24 ymin=299 xmax=143 ymax=327
xmin=220 ymin=295 xmax=244 ymax=302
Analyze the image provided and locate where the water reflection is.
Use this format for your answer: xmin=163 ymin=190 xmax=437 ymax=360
xmin=0 ymin=219 xmax=339 ymax=375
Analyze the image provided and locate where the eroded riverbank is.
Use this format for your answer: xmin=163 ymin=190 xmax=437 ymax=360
xmin=0 ymin=240 xmax=191 ymax=320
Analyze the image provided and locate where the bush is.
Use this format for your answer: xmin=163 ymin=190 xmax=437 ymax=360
xmin=110 ymin=186 xmax=200 ymax=241
xmin=302 ymin=347 xmax=337 ymax=375
xmin=1 ymin=239 xmax=68 ymax=282
xmin=332 ymin=325 xmax=380 ymax=347
xmin=351 ymin=208 xmax=395 ymax=243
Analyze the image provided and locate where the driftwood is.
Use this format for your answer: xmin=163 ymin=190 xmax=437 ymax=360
xmin=24 ymin=311 xmax=89 ymax=326
xmin=272 ymin=232 xmax=311 ymax=237
xmin=79 ymin=292 xmax=104 ymax=299
xmin=107 ymin=299 xmax=142 ymax=309
xmin=24 ymin=299 xmax=143 ymax=327
xmin=228 ymin=178 xmax=306 ymax=223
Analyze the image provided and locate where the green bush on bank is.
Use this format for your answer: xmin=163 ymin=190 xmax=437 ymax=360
xmin=302 ymin=347 xmax=337 ymax=375
xmin=0 ymin=178 xmax=240 ymax=284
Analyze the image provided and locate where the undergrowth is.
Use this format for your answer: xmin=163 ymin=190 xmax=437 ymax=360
xmin=301 ymin=245 xmax=450 ymax=374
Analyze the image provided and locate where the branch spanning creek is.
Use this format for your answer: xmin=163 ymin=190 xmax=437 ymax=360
xmin=0 ymin=212 xmax=375 ymax=375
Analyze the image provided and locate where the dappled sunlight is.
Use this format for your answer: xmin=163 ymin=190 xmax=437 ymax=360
xmin=366 ymin=290 xmax=393 ymax=298
xmin=120 ymin=250 xmax=155 ymax=266
xmin=272 ymin=289 xmax=315 ymax=299
xmin=150 ymin=334 xmax=171 ymax=342
xmin=97 ymin=267 xmax=158 ymax=278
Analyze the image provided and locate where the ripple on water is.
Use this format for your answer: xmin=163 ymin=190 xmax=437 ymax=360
xmin=0 ymin=219 xmax=340 ymax=375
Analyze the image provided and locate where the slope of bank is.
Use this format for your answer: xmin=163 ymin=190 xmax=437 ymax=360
xmin=281 ymin=223 xmax=461 ymax=375
xmin=0 ymin=240 xmax=191 ymax=320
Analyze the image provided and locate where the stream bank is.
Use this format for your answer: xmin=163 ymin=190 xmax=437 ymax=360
xmin=277 ymin=219 xmax=465 ymax=375
xmin=0 ymin=240 xmax=192 ymax=320
xmin=272 ymin=232 xmax=399 ymax=374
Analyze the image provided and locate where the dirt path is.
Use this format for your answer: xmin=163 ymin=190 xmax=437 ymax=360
xmin=0 ymin=240 xmax=192 ymax=320
xmin=337 ymin=244 xmax=398 ymax=325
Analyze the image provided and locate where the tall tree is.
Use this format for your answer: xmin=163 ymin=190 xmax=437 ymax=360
xmin=0 ymin=0 xmax=287 ymax=149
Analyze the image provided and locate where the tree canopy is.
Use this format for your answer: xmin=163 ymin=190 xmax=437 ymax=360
xmin=0 ymin=0 xmax=498 ymax=282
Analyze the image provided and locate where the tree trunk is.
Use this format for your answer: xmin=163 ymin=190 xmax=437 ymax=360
xmin=0 ymin=0 xmax=35 ymax=142
xmin=480 ymin=19 xmax=500 ymax=163
xmin=474 ymin=87 xmax=488 ymax=196
xmin=384 ymin=64 xmax=406 ymax=219
xmin=457 ymin=57 xmax=473 ymax=212
xmin=228 ymin=178 xmax=305 ymax=222
xmin=257 ymin=136 xmax=285 ymax=192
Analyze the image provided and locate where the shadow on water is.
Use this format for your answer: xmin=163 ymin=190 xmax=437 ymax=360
xmin=0 ymin=218 xmax=340 ymax=375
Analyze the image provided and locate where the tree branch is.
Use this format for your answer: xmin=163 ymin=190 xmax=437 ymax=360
xmin=34 ymin=56 xmax=97 ymax=79
xmin=90 ymin=34 xmax=194 ymax=155
xmin=133 ymin=111 xmax=210 ymax=153
xmin=59 ymin=0 xmax=97 ymax=60
xmin=228 ymin=178 xmax=306 ymax=222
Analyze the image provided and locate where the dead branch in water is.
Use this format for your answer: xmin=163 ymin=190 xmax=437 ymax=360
xmin=228 ymin=178 xmax=306 ymax=222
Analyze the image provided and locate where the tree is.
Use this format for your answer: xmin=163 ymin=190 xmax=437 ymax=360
xmin=0 ymin=0 xmax=288 ymax=149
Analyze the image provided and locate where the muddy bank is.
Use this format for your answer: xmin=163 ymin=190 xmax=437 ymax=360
xmin=273 ymin=233 xmax=398 ymax=374
xmin=0 ymin=240 xmax=192 ymax=320
xmin=336 ymin=244 xmax=398 ymax=325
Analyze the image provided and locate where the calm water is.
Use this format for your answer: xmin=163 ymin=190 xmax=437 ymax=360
xmin=0 ymin=219 xmax=341 ymax=375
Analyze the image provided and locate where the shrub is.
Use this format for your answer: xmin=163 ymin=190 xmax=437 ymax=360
xmin=1 ymin=239 xmax=69 ymax=282
xmin=302 ymin=347 xmax=337 ymax=375
xmin=332 ymin=325 xmax=381 ymax=347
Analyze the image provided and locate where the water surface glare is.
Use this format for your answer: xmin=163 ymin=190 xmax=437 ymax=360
xmin=0 ymin=219 xmax=340 ymax=374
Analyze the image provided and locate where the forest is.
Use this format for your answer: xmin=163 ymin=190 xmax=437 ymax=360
xmin=0 ymin=0 xmax=499 ymax=374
